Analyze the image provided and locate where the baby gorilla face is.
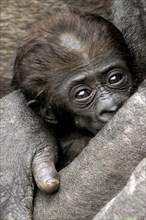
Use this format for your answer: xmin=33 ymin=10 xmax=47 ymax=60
xmin=50 ymin=31 xmax=133 ymax=134
xmin=58 ymin=56 xmax=132 ymax=134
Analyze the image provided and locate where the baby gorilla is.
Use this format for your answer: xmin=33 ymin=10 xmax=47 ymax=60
xmin=13 ymin=10 xmax=134 ymax=188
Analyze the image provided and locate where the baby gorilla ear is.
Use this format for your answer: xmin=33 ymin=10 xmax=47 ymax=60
xmin=27 ymin=100 xmax=58 ymax=124
xmin=27 ymin=99 xmax=40 ymax=113
xmin=41 ymin=106 xmax=58 ymax=124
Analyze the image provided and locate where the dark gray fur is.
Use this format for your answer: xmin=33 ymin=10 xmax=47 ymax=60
xmin=110 ymin=0 xmax=146 ymax=82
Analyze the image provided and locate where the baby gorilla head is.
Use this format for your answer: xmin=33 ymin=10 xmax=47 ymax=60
xmin=13 ymin=10 xmax=134 ymax=135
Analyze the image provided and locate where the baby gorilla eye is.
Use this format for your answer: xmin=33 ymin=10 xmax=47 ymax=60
xmin=75 ymin=89 xmax=91 ymax=99
xmin=109 ymin=74 xmax=123 ymax=84
xmin=107 ymin=72 xmax=126 ymax=87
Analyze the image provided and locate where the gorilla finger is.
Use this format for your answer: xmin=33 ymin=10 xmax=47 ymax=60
xmin=32 ymin=150 xmax=60 ymax=194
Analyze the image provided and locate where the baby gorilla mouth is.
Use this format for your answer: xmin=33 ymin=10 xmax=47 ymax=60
xmin=98 ymin=110 xmax=117 ymax=123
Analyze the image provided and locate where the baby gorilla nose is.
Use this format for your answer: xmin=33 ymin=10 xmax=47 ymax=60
xmin=96 ymin=102 xmax=118 ymax=123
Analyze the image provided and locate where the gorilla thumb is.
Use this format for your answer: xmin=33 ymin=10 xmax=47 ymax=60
xmin=32 ymin=148 xmax=60 ymax=194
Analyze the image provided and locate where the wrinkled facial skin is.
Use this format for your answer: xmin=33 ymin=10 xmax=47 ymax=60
xmin=13 ymin=12 xmax=134 ymax=136
xmin=60 ymin=57 xmax=132 ymax=135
